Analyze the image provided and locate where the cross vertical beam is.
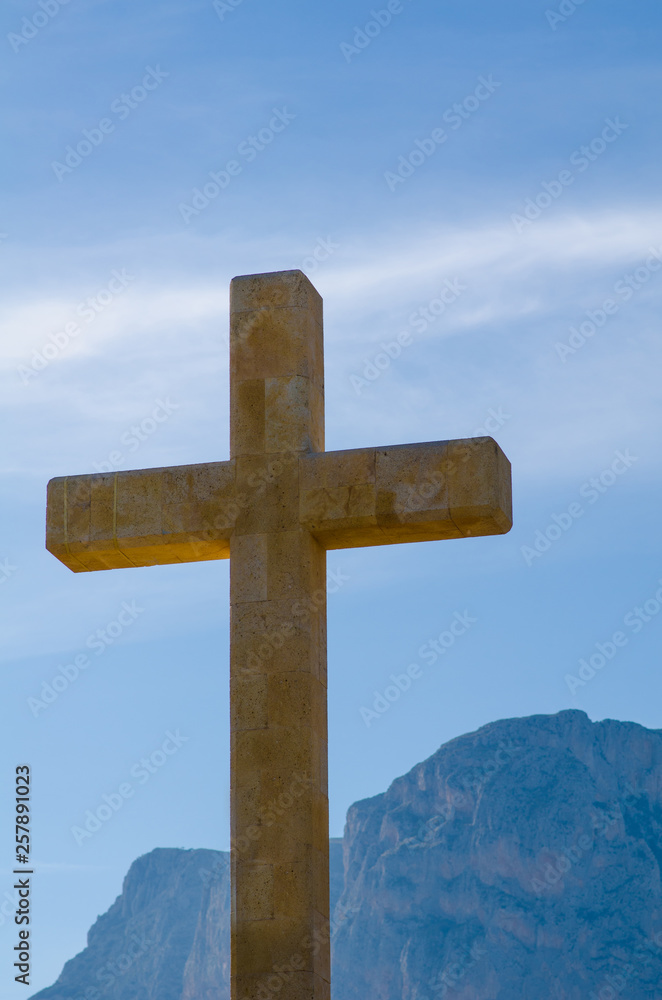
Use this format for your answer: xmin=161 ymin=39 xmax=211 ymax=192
xmin=45 ymin=268 xmax=513 ymax=1000
xmin=229 ymin=273 xmax=329 ymax=1000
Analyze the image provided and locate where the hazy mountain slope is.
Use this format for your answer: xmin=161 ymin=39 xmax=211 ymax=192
xmin=32 ymin=711 xmax=662 ymax=1000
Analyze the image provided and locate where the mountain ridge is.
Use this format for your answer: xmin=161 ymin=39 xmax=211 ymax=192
xmin=32 ymin=710 xmax=662 ymax=1000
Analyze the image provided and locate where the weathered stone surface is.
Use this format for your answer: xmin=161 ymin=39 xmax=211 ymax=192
xmin=31 ymin=712 xmax=662 ymax=1000
xmin=46 ymin=464 xmax=234 ymax=571
xmin=299 ymin=438 xmax=511 ymax=548
xmin=45 ymin=269 xmax=513 ymax=1000
xmin=232 ymin=271 xmax=330 ymax=1000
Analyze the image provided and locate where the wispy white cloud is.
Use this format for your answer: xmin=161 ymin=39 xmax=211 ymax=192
xmin=4 ymin=205 xmax=662 ymax=361
xmin=2 ymin=205 xmax=661 ymax=489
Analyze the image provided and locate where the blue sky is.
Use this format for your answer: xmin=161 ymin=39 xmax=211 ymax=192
xmin=1 ymin=0 xmax=662 ymax=993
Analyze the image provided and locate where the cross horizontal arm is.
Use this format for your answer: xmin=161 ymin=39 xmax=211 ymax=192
xmin=299 ymin=436 xmax=512 ymax=549
xmin=46 ymin=438 xmax=512 ymax=572
xmin=46 ymin=462 xmax=236 ymax=572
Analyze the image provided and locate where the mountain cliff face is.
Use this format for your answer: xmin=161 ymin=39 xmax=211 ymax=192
xmin=31 ymin=847 xmax=225 ymax=1000
xmin=333 ymin=709 xmax=662 ymax=1000
xmin=30 ymin=844 xmax=344 ymax=1000
xmin=32 ymin=711 xmax=662 ymax=1000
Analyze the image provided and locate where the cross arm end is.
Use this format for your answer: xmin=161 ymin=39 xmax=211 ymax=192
xmin=299 ymin=437 xmax=512 ymax=550
xmin=46 ymin=462 xmax=236 ymax=573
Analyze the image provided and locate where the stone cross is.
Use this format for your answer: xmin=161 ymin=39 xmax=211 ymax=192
xmin=46 ymin=269 xmax=512 ymax=1000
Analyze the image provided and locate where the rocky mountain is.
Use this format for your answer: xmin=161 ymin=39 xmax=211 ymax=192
xmin=333 ymin=709 xmax=662 ymax=999
xmin=31 ymin=848 xmax=228 ymax=1000
xmin=32 ymin=710 xmax=662 ymax=1000
xmin=30 ymin=842 xmax=344 ymax=1000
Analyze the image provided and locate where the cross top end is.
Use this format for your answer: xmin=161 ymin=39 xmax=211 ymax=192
xmin=230 ymin=269 xmax=324 ymax=459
